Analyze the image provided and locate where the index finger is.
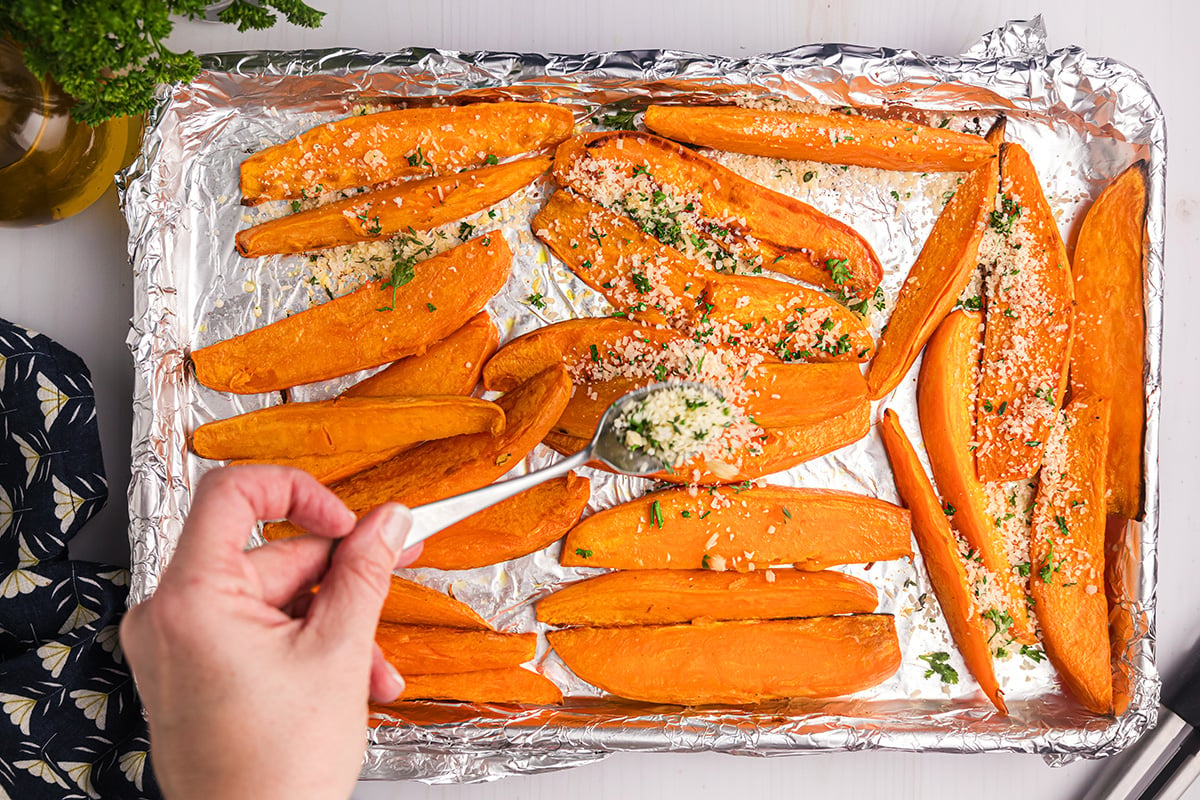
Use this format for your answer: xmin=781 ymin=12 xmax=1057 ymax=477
xmin=171 ymin=465 xmax=357 ymax=571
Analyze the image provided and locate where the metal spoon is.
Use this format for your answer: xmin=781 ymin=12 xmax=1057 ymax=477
xmin=404 ymin=381 xmax=720 ymax=548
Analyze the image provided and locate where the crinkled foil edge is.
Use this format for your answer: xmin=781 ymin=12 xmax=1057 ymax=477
xmin=117 ymin=16 xmax=1164 ymax=781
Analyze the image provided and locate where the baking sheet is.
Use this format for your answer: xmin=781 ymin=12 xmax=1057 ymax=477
xmin=117 ymin=16 xmax=1164 ymax=781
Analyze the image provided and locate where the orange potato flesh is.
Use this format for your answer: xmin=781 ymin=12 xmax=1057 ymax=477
xmin=917 ymin=311 xmax=1036 ymax=644
xmin=867 ymin=156 xmax=997 ymax=399
xmin=342 ymin=311 xmax=499 ymax=398
xmin=241 ymin=102 xmax=574 ymax=205
xmin=374 ymin=624 xmax=535 ymax=674
xmin=483 ymin=317 xmax=866 ymax=431
xmin=532 ymin=190 xmax=704 ymax=327
xmin=191 ymin=395 xmax=503 ymax=461
xmin=974 ymin=143 xmax=1074 ymax=482
xmin=192 ymin=235 xmax=512 ymax=394
xmin=644 ymin=105 xmax=998 ymax=173
xmin=879 ymin=409 xmax=1008 ymax=714
xmin=532 ymin=191 xmax=873 ymax=365
xmin=542 ymin=399 xmax=873 ymax=485
xmin=702 ymin=274 xmax=875 ymax=363
xmin=378 ymin=577 xmax=491 ymax=630
xmin=411 ymin=473 xmax=591 ymax=571
xmin=235 ymin=156 xmax=551 ymax=257
xmin=375 ymin=668 xmax=563 ymax=705
xmin=262 ymin=364 xmax=572 ymax=539
xmin=1029 ymin=395 xmax=1113 ymax=714
xmin=536 ymin=568 xmax=878 ymax=626
xmin=1069 ymin=162 xmax=1147 ymax=519
xmin=230 ymin=313 xmax=502 ymax=482
xmin=554 ymin=132 xmax=883 ymax=296
xmin=549 ymin=616 xmax=901 ymax=704
xmin=560 ymin=484 xmax=911 ymax=571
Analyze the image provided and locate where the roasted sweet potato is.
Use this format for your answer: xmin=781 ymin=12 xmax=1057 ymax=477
xmin=643 ymin=105 xmax=997 ymax=173
xmin=263 ymin=365 xmax=572 ymax=538
xmin=548 ymin=616 xmax=901 ymax=704
xmin=560 ymin=484 xmax=911 ymax=571
xmin=235 ymin=156 xmax=551 ymax=257
xmin=917 ymin=311 xmax=1035 ymax=644
xmin=879 ymin=409 xmax=1007 ymax=714
xmin=374 ymin=624 xmax=536 ymax=674
xmin=191 ymin=395 xmax=504 ymax=461
xmin=378 ymin=577 xmax=491 ymax=630
xmin=1069 ymin=162 xmax=1147 ymax=519
xmin=411 ymin=473 xmax=591 ymax=570
xmin=867 ymin=156 xmax=997 ymax=399
xmin=536 ymin=569 xmax=877 ymax=626
xmin=554 ymin=132 xmax=883 ymax=295
xmin=380 ymin=668 xmax=563 ymax=705
xmin=543 ymin=398 xmax=873 ymax=485
xmin=342 ymin=311 xmax=499 ymax=398
xmin=241 ymin=102 xmax=574 ymax=205
xmin=1029 ymin=394 xmax=1113 ymax=714
xmin=193 ymin=235 xmax=512 ymax=394
xmin=702 ymin=274 xmax=875 ymax=363
xmin=483 ymin=318 xmax=867 ymax=432
xmin=974 ymin=143 xmax=1074 ymax=482
xmin=532 ymin=190 xmax=703 ymax=327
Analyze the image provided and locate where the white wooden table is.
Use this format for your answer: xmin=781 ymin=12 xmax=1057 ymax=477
xmin=3 ymin=2 xmax=1196 ymax=797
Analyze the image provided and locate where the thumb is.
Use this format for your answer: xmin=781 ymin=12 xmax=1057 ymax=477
xmin=306 ymin=503 xmax=414 ymax=646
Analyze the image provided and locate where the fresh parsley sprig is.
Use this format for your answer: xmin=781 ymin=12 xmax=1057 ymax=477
xmin=1 ymin=0 xmax=324 ymax=125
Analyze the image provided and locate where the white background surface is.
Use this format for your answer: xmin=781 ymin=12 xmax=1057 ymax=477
xmin=1 ymin=2 xmax=1197 ymax=798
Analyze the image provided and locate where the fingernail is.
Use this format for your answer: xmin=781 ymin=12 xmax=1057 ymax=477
xmin=379 ymin=503 xmax=413 ymax=555
xmin=386 ymin=660 xmax=406 ymax=695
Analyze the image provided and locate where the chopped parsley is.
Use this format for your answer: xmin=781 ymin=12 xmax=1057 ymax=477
xmin=918 ymin=652 xmax=959 ymax=684
xmin=575 ymin=548 xmax=593 ymax=559
xmin=525 ymin=292 xmax=547 ymax=310
xmin=484 ymin=153 xmax=500 ymax=165
xmin=600 ymin=108 xmax=639 ymax=130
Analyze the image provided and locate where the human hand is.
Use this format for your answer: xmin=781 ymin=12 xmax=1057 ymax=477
xmin=120 ymin=465 xmax=420 ymax=800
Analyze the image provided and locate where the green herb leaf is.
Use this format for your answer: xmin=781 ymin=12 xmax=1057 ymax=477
xmin=918 ymin=651 xmax=959 ymax=684
xmin=575 ymin=548 xmax=593 ymax=559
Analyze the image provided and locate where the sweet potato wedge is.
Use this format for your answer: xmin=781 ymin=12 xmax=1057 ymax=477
xmin=702 ymin=273 xmax=875 ymax=363
xmin=917 ymin=311 xmax=1035 ymax=645
xmin=1029 ymin=394 xmax=1112 ymax=714
xmin=974 ymin=143 xmax=1074 ymax=482
xmin=380 ymin=668 xmax=563 ymax=705
xmin=191 ymin=395 xmax=504 ymax=461
xmin=879 ymin=409 xmax=1007 ymax=714
xmin=192 ymin=235 xmax=512 ymax=394
xmin=264 ymin=365 xmax=572 ymax=541
xmin=483 ymin=318 xmax=867 ymax=431
xmin=241 ymin=102 xmax=574 ymax=205
xmin=554 ymin=132 xmax=883 ymax=295
xmin=532 ymin=190 xmax=704 ymax=327
xmin=643 ymin=105 xmax=997 ymax=173
xmin=411 ymin=473 xmax=591 ymax=570
xmin=1069 ymin=162 xmax=1147 ymax=519
xmin=378 ymin=577 xmax=491 ymax=630
xmin=537 ymin=569 xmax=877 ymax=626
xmin=543 ymin=398 xmax=873 ymax=485
xmin=374 ymin=624 xmax=536 ymax=674
xmin=342 ymin=311 xmax=499 ymax=398
xmin=866 ymin=156 xmax=997 ymax=399
xmin=560 ymin=484 xmax=911 ymax=571
xmin=235 ymin=156 xmax=550 ymax=257
xmin=549 ymin=616 xmax=901 ymax=704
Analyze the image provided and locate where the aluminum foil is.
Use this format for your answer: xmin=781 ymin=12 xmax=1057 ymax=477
xmin=117 ymin=16 xmax=1165 ymax=781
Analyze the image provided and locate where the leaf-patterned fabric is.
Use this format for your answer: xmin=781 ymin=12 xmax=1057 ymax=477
xmin=0 ymin=320 xmax=160 ymax=799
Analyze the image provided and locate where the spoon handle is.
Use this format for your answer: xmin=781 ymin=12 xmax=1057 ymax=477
xmin=405 ymin=447 xmax=592 ymax=548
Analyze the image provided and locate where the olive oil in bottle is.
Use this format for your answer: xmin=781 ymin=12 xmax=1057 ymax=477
xmin=0 ymin=38 xmax=141 ymax=226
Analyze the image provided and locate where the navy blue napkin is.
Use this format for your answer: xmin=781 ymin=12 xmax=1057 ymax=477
xmin=0 ymin=319 xmax=160 ymax=799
